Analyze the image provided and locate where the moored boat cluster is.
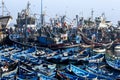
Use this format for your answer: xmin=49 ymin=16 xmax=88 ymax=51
xmin=0 ymin=1 xmax=120 ymax=80
xmin=0 ymin=42 xmax=119 ymax=80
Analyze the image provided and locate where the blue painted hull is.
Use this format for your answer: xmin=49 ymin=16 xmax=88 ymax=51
xmin=38 ymin=36 xmax=54 ymax=46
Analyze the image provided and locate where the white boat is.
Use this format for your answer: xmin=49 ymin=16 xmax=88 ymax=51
xmin=114 ymin=45 xmax=120 ymax=53
xmin=113 ymin=45 xmax=120 ymax=56
xmin=93 ymin=48 xmax=106 ymax=53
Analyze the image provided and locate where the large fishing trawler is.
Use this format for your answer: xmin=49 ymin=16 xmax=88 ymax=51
xmin=0 ymin=0 xmax=12 ymax=42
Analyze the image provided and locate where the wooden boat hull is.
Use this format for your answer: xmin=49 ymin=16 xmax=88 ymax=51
xmin=79 ymin=32 xmax=113 ymax=48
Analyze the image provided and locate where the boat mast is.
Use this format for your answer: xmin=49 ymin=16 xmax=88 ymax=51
xmin=26 ymin=1 xmax=30 ymax=16
xmin=91 ymin=9 xmax=94 ymax=21
xmin=76 ymin=15 xmax=79 ymax=27
xmin=41 ymin=0 xmax=43 ymax=27
xmin=41 ymin=0 xmax=43 ymax=16
xmin=2 ymin=0 xmax=4 ymax=16
xmin=24 ymin=2 xmax=30 ymax=42
xmin=1 ymin=0 xmax=10 ymax=16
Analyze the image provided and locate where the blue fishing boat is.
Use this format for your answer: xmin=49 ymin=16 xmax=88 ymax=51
xmin=0 ymin=45 xmax=22 ymax=57
xmin=0 ymin=56 xmax=18 ymax=78
xmin=106 ymin=58 xmax=120 ymax=70
xmin=11 ymin=47 xmax=36 ymax=60
xmin=66 ymin=64 xmax=112 ymax=80
xmin=39 ymin=74 xmax=57 ymax=80
xmin=83 ymin=54 xmax=105 ymax=63
xmin=66 ymin=64 xmax=97 ymax=79
xmin=16 ymin=60 xmax=57 ymax=80
xmin=86 ymin=62 xmax=120 ymax=79
xmin=68 ymin=48 xmax=90 ymax=63
xmin=105 ymin=49 xmax=120 ymax=71
xmin=32 ymin=61 xmax=56 ymax=78
xmin=46 ymin=47 xmax=89 ymax=64
xmin=56 ymin=71 xmax=84 ymax=80
xmin=16 ymin=64 xmax=39 ymax=80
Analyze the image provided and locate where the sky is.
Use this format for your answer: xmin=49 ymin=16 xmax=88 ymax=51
xmin=2 ymin=0 xmax=120 ymax=25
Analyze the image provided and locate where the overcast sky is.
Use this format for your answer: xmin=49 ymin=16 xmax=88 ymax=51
xmin=2 ymin=0 xmax=120 ymax=24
